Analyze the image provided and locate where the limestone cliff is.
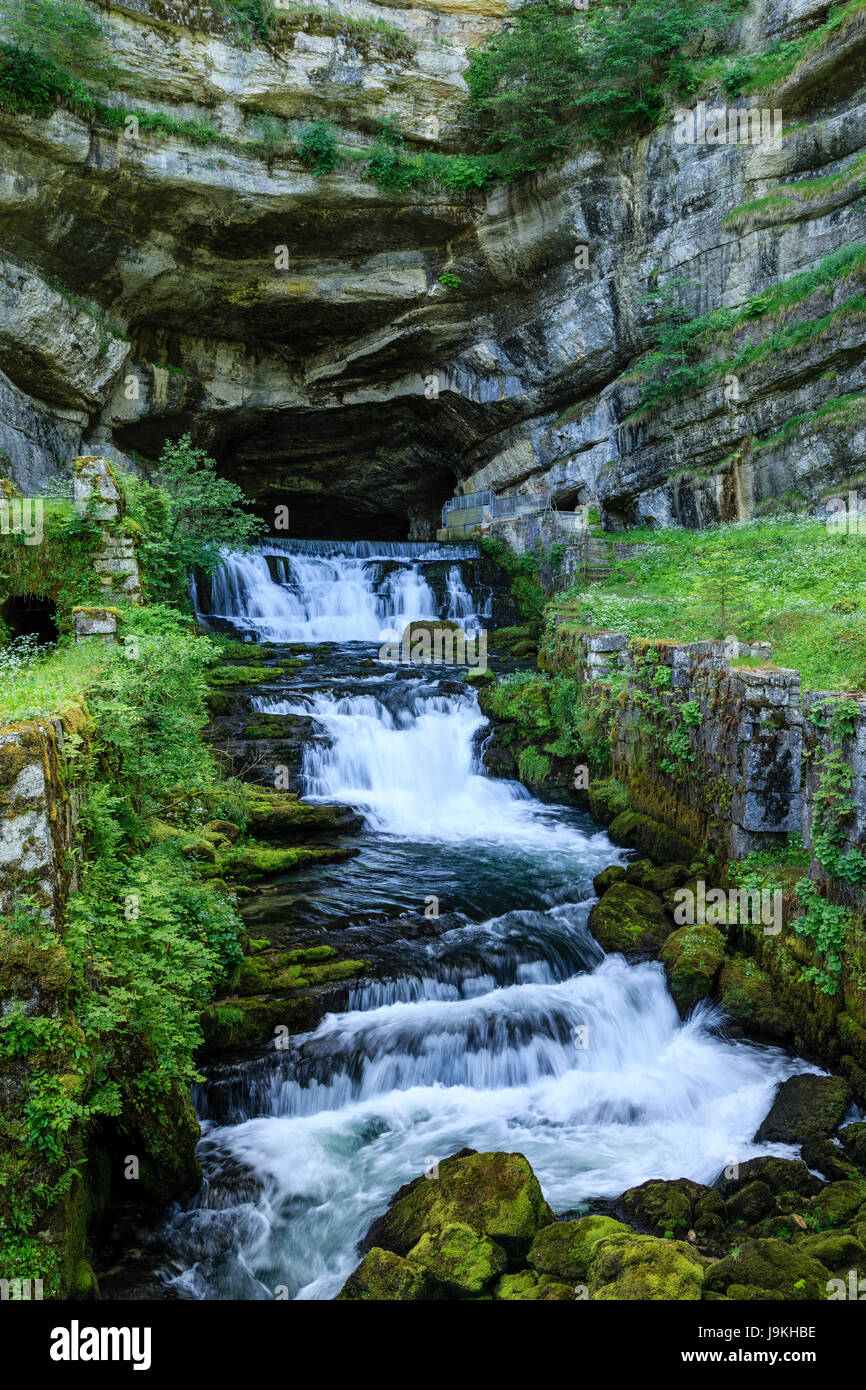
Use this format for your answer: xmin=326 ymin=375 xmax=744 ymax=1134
xmin=0 ymin=0 xmax=863 ymax=537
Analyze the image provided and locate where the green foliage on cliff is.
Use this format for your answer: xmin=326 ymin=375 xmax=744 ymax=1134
xmin=465 ymin=0 xmax=748 ymax=176
xmin=299 ymin=120 xmax=339 ymax=175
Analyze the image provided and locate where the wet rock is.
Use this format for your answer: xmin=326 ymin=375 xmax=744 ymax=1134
xmin=797 ymin=1231 xmax=866 ymax=1276
xmin=337 ymin=1247 xmax=434 ymax=1301
xmin=725 ymin=1180 xmax=776 ymax=1226
xmin=361 ymin=1150 xmax=553 ymax=1265
xmin=592 ymin=865 xmax=627 ymax=895
xmin=406 ymin=1222 xmax=507 ymax=1296
xmin=619 ymin=1178 xmax=723 ymax=1241
xmin=839 ymin=1122 xmax=866 ymax=1170
xmin=800 ymin=1136 xmax=862 ymax=1183
xmin=714 ymin=1156 xmax=823 ymax=1200
xmin=808 ymin=1179 xmax=866 ymax=1230
xmin=753 ymin=1074 xmax=851 ymax=1144
xmin=660 ymin=923 xmax=725 ymax=1014
xmin=587 ymin=881 xmax=671 ymax=954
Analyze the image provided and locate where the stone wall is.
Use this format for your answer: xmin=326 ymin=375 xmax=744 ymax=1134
xmin=547 ymin=626 xmax=866 ymax=902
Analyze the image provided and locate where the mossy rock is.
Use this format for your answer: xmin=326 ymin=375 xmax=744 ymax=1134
xmin=722 ymin=1283 xmax=785 ymax=1300
xmin=528 ymin=1215 xmax=630 ymax=1282
xmin=588 ymin=881 xmax=671 ymax=953
xmin=716 ymin=1156 xmax=822 ymax=1200
xmin=661 ymin=923 xmax=725 ymax=1013
xmin=337 ymin=1247 xmax=434 ymax=1300
xmin=717 ymin=955 xmax=790 ymax=1040
xmin=607 ymin=809 xmax=700 ymax=865
xmin=753 ymin=1074 xmax=851 ymax=1144
xmin=407 ymin=1222 xmax=506 ymax=1296
xmin=462 ymin=668 xmax=496 ymax=685
xmin=808 ymin=1179 xmax=866 ymax=1230
xmin=586 ymin=778 xmax=629 ymax=825
xmin=797 ymin=1231 xmax=866 ymax=1276
xmin=703 ymin=1238 xmax=828 ymax=1299
xmin=361 ymin=1150 xmax=554 ymax=1265
xmin=493 ymin=1269 xmax=575 ymax=1300
xmin=203 ymin=818 xmax=240 ymax=844
xmin=725 ymin=1180 xmax=776 ymax=1227
xmin=800 ymin=1135 xmax=862 ymax=1183
xmin=839 ymin=1122 xmax=866 ymax=1170
xmin=639 ymin=863 xmax=692 ymax=894
xmin=592 ymin=865 xmax=627 ymax=894
xmin=589 ymin=1232 xmax=705 ymax=1300
xmin=620 ymin=1178 xmax=723 ymax=1240
xmin=217 ymin=841 xmax=353 ymax=881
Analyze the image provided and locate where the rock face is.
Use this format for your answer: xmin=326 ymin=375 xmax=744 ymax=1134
xmin=0 ymin=0 xmax=863 ymax=538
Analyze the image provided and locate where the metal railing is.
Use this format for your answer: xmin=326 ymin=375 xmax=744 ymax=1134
xmin=441 ymin=489 xmax=588 ymax=532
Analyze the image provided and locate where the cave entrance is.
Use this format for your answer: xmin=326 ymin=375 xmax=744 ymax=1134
xmin=1 ymin=594 xmax=59 ymax=645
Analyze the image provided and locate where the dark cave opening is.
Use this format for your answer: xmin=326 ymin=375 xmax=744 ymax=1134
xmin=2 ymin=593 xmax=60 ymax=645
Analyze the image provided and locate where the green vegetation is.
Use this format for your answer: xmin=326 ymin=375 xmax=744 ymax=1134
xmin=546 ymin=518 xmax=866 ymax=690
xmin=298 ymin=120 xmax=339 ymax=176
xmin=722 ymin=153 xmax=866 ymax=230
xmin=482 ymin=671 xmax=611 ymax=783
xmin=629 ymin=242 xmax=866 ymax=417
xmin=118 ymin=434 xmax=266 ymax=606
xmin=465 ymin=0 xmax=748 ymax=178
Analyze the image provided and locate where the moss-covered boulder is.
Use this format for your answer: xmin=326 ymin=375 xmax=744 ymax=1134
xmin=703 ymin=1238 xmax=828 ymax=1300
xmin=717 ymin=955 xmax=791 ymax=1040
xmin=588 ymin=882 xmax=671 ymax=954
xmin=715 ymin=1156 xmax=822 ymax=1200
xmin=797 ymin=1231 xmax=866 ymax=1275
xmin=839 ymin=1122 xmax=866 ymax=1170
xmin=725 ymin=1180 xmax=776 ymax=1227
xmin=492 ymin=1270 xmax=575 ymax=1300
xmin=661 ymin=924 xmax=725 ymax=1013
xmin=592 ymin=865 xmax=627 ymax=895
xmin=406 ymin=1222 xmax=506 ymax=1296
xmin=808 ymin=1179 xmax=866 ymax=1230
xmin=362 ymin=1150 xmax=553 ymax=1265
xmin=586 ymin=778 xmax=629 ymax=824
xmin=337 ymin=1247 xmax=434 ymax=1301
xmin=527 ymin=1215 xmax=630 ymax=1283
xmin=800 ymin=1136 xmax=861 ymax=1183
xmin=589 ymin=1232 xmax=705 ymax=1300
xmin=620 ymin=1178 xmax=724 ymax=1240
xmin=753 ymin=1074 xmax=851 ymax=1144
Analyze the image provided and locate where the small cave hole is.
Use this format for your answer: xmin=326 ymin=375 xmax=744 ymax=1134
xmin=1 ymin=593 xmax=60 ymax=646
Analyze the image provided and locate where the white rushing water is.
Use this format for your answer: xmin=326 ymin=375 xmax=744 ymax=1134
xmin=205 ymin=541 xmax=484 ymax=643
xmin=165 ymin=542 xmax=820 ymax=1301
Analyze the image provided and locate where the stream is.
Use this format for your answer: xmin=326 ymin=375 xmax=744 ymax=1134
xmin=159 ymin=540 xmax=814 ymax=1300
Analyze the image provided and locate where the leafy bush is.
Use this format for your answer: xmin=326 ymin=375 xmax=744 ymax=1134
xmin=298 ymin=120 xmax=339 ymax=175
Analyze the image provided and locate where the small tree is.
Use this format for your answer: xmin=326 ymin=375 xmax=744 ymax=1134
xmin=0 ymin=0 xmax=115 ymax=85
xmin=120 ymin=435 xmax=267 ymax=605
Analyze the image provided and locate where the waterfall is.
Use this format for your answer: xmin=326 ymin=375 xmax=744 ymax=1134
xmin=203 ymin=540 xmax=487 ymax=643
xmin=161 ymin=538 xmax=821 ymax=1303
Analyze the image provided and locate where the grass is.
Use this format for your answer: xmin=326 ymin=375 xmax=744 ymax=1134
xmin=0 ymin=640 xmax=110 ymax=724
xmin=722 ymin=152 xmax=866 ymax=230
xmin=627 ymin=241 xmax=866 ymax=418
xmin=692 ymin=0 xmax=866 ymax=99
xmin=547 ymin=517 xmax=866 ymax=690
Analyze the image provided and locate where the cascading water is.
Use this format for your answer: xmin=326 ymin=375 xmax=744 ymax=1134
xmin=164 ymin=541 xmax=821 ymax=1301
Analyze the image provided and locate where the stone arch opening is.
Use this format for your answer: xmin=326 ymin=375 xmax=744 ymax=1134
xmin=1 ymin=593 xmax=60 ymax=645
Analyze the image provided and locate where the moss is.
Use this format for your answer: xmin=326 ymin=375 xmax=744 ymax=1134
xmin=528 ymin=1215 xmax=630 ymax=1282
xmin=797 ymin=1231 xmax=866 ymax=1275
xmin=661 ymin=923 xmax=726 ymax=1012
xmin=493 ymin=1269 xmax=575 ymax=1299
xmin=621 ymin=1178 xmax=724 ymax=1240
xmin=589 ymin=1232 xmax=705 ymax=1300
xmin=587 ymin=777 xmax=630 ymax=824
xmin=703 ymin=1238 xmax=829 ymax=1299
xmin=407 ymin=1222 xmax=507 ymax=1296
xmin=754 ymin=1074 xmax=851 ymax=1143
xmin=839 ymin=1121 xmax=866 ymax=1169
xmin=337 ymin=1247 xmax=433 ymax=1301
xmin=608 ymin=808 xmax=701 ymax=864
xmin=587 ymin=881 xmax=671 ymax=953
xmin=363 ymin=1150 xmax=554 ymax=1265
xmin=216 ymin=841 xmax=353 ymax=881
xmin=718 ymin=955 xmax=791 ymax=1039
xmin=808 ymin=1179 xmax=866 ymax=1230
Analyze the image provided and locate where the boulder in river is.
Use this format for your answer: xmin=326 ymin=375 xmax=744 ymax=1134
xmin=588 ymin=881 xmax=671 ymax=953
xmin=753 ymin=1074 xmax=851 ymax=1144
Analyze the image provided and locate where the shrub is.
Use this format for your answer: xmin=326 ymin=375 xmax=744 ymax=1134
xmin=298 ymin=120 xmax=339 ymax=175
